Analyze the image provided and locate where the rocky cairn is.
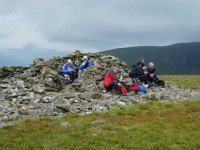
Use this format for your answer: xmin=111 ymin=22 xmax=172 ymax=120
xmin=0 ymin=51 xmax=199 ymax=127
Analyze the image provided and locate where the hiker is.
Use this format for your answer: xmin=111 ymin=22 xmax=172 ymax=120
xmin=78 ymin=55 xmax=93 ymax=78
xmin=147 ymin=62 xmax=157 ymax=84
xmin=129 ymin=59 xmax=148 ymax=84
xmin=93 ymin=58 xmax=101 ymax=68
xmin=103 ymin=66 xmax=129 ymax=95
xmin=61 ymin=59 xmax=76 ymax=84
xmin=132 ymin=58 xmax=145 ymax=69
xmin=146 ymin=62 xmax=165 ymax=87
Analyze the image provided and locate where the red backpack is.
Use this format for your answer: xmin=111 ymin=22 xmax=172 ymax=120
xmin=129 ymin=84 xmax=140 ymax=92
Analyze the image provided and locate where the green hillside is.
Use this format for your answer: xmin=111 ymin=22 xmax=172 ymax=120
xmin=101 ymin=42 xmax=200 ymax=75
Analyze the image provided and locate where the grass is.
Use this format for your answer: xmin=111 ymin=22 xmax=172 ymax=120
xmin=0 ymin=100 xmax=200 ymax=150
xmin=0 ymin=75 xmax=200 ymax=150
xmin=160 ymin=75 xmax=200 ymax=89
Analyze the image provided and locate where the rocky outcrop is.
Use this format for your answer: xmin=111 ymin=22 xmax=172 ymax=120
xmin=0 ymin=51 xmax=199 ymax=127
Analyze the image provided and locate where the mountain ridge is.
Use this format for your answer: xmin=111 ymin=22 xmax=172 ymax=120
xmin=101 ymin=42 xmax=200 ymax=75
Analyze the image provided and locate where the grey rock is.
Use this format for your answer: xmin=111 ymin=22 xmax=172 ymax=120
xmin=93 ymin=75 xmax=102 ymax=81
xmin=32 ymin=84 xmax=45 ymax=94
xmin=18 ymin=108 xmax=29 ymax=115
xmin=6 ymin=93 xmax=18 ymax=99
xmin=78 ymin=92 xmax=103 ymax=100
xmin=98 ymin=81 xmax=106 ymax=91
xmin=55 ymin=105 xmax=71 ymax=113
xmin=42 ymin=96 xmax=54 ymax=103
xmin=0 ymin=105 xmax=4 ymax=112
xmin=117 ymin=101 xmax=126 ymax=106
xmin=65 ymin=93 xmax=76 ymax=99
xmin=45 ymin=78 xmax=56 ymax=87
xmin=16 ymin=80 xmax=25 ymax=88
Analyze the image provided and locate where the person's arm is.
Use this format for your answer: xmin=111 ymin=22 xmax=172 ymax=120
xmin=88 ymin=60 xmax=93 ymax=67
xmin=72 ymin=65 xmax=76 ymax=72
xmin=137 ymin=67 xmax=145 ymax=76
xmin=78 ymin=62 xmax=85 ymax=70
xmin=62 ymin=63 xmax=69 ymax=74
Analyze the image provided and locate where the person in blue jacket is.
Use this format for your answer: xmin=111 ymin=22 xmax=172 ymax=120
xmin=78 ymin=55 xmax=93 ymax=78
xmin=61 ymin=59 xmax=76 ymax=84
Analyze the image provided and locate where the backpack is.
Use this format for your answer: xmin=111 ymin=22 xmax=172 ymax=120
xmin=129 ymin=84 xmax=140 ymax=92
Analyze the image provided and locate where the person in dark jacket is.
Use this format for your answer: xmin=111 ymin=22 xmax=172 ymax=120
xmin=132 ymin=58 xmax=145 ymax=68
xmin=78 ymin=55 xmax=93 ymax=78
xmin=103 ymin=66 xmax=129 ymax=95
xmin=61 ymin=59 xmax=76 ymax=84
xmin=129 ymin=60 xmax=148 ymax=84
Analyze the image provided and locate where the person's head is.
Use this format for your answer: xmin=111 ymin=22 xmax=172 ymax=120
xmin=138 ymin=58 xmax=144 ymax=64
xmin=83 ymin=55 xmax=88 ymax=62
xmin=64 ymin=74 xmax=69 ymax=79
xmin=137 ymin=58 xmax=145 ymax=67
xmin=67 ymin=59 xmax=73 ymax=65
xmin=94 ymin=59 xmax=101 ymax=67
xmin=149 ymin=62 xmax=154 ymax=67
xmin=111 ymin=66 xmax=119 ymax=74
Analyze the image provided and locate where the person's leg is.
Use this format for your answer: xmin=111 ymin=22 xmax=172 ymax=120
xmin=120 ymin=81 xmax=130 ymax=92
xmin=67 ymin=71 xmax=72 ymax=79
xmin=78 ymin=70 xmax=83 ymax=78
xmin=109 ymin=81 xmax=123 ymax=95
xmin=137 ymin=75 xmax=148 ymax=84
xmin=67 ymin=71 xmax=76 ymax=82
xmin=72 ymin=72 xmax=77 ymax=82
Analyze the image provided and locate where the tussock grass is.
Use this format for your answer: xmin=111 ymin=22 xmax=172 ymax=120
xmin=1 ymin=100 xmax=200 ymax=150
xmin=160 ymin=75 xmax=200 ymax=89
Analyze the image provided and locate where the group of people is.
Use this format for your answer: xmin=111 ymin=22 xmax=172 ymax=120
xmin=61 ymin=55 xmax=100 ymax=84
xmin=61 ymin=56 xmax=164 ymax=95
xmin=129 ymin=58 xmax=156 ymax=85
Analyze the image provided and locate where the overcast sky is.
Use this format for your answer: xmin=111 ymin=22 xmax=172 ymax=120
xmin=0 ymin=0 xmax=200 ymax=66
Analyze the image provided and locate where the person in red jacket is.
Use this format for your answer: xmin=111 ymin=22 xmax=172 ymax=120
xmin=103 ymin=66 xmax=129 ymax=95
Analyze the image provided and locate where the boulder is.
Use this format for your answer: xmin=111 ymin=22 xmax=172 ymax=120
xmin=18 ymin=108 xmax=29 ymax=115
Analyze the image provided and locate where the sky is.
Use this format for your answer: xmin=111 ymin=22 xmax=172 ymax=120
xmin=0 ymin=0 xmax=200 ymax=66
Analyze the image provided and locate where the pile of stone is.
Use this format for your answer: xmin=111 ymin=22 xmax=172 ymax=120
xmin=0 ymin=66 xmax=28 ymax=80
xmin=0 ymin=51 xmax=199 ymax=127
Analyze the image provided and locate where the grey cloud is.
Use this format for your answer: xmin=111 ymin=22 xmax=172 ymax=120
xmin=0 ymin=0 xmax=200 ymax=66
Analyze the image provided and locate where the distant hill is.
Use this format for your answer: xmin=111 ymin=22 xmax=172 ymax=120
xmin=101 ymin=42 xmax=200 ymax=75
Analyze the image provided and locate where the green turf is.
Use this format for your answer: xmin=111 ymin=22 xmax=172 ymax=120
xmin=160 ymin=75 xmax=200 ymax=89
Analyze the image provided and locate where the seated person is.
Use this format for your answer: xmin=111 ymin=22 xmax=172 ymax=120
xmin=129 ymin=61 xmax=148 ymax=84
xmin=93 ymin=58 xmax=101 ymax=68
xmin=146 ymin=62 xmax=165 ymax=87
xmin=103 ymin=66 xmax=129 ymax=95
xmin=61 ymin=59 xmax=76 ymax=84
xmin=132 ymin=58 xmax=145 ymax=69
xmin=78 ymin=55 xmax=93 ymax=78
xmin=146 ymin=62 xmax=157 ymax=85
xmin=148 ymin=62 xmax=156 ymax=74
